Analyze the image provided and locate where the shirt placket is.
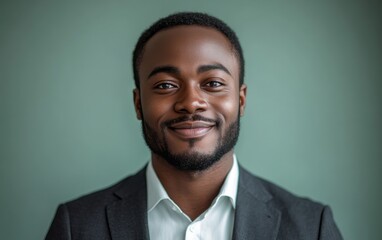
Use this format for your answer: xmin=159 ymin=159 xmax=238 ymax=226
xmin=185 ymin=220 xmax=201 ymax=240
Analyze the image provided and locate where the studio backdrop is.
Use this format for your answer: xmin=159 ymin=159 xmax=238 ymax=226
xmin=1 ymin=0 xmax=381 ymax=239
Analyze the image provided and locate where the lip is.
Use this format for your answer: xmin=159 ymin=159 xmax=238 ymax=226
xmin=169 ymin=121 xmax=215 ymax=139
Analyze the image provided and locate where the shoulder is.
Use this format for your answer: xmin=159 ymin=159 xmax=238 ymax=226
xmin=63 ymin=166 xmax=147 ymax=213
xmin=239 ymin=165 xmax=324 ymax=211
xmin=238 ymin=166 xmax=343 ymax=239
xmin=45 ymin=167 xmax=147 ymax=239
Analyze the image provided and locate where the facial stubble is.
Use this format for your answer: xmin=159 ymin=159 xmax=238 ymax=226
xmin=140 ymin=112 xmax=240 ymax=172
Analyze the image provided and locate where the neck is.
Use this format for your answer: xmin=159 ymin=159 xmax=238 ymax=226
xmin=151 ymin=150 xmax=234 ymax=220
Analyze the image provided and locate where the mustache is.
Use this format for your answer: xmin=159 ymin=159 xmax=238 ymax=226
xmin=162 ymin=115 xmax=221 ymax=128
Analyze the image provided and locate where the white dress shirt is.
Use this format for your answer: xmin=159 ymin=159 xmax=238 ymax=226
xmin=146 ymin=155 xmax=239 ymax=240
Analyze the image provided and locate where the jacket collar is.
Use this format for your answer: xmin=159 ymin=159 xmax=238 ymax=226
xmin=232 ymin=166 xmax=281 ymax=240
xmin=106 ymin=165 xmax=281 ymax=240
xmin=107 ymin=166 xmax=150 ymax=240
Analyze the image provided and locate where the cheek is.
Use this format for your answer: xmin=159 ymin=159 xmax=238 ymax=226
xmin=140 ymin=94 xmax=173 ymax=124
xmin=211 ymin=94 xmax=240 ymax=121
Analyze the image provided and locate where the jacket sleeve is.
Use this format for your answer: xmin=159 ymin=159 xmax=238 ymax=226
xmin=319 ymin=206 xmax=343 ymax=240
xmin=45 ymin=204 xmax=71 ymax=240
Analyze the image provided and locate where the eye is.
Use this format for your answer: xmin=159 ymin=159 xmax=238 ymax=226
xmin=204 ymin=80 xmax=224 ymax=88
xmin=154 ymin=82 xmax=177 ymax=89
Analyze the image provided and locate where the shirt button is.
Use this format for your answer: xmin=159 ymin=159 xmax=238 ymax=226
xmin=190 ymin=225 xmax=195 ymax=232
xmin=171 ymin=206 xmax=177 ymax=211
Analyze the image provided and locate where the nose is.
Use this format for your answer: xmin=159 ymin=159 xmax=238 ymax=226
xmin=174 ymin=85 xmax=208 ymax=114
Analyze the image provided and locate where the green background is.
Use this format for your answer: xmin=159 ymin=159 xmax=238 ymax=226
xmin=1 ymin=0 xmax=381 ymax=239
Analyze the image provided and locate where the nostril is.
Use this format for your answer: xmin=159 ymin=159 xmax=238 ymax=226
xmin=173 ymin=86 xmax=208 ymax=114
xmin=174 ymin=99 xmax=208 ymax=114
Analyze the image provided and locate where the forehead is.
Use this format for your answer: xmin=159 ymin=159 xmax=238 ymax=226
xmin=139 ymin=26 xmax=239 ymax=80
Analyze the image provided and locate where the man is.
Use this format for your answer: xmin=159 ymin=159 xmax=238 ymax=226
xmin=46 ymin=12 xmax=342 ymax=239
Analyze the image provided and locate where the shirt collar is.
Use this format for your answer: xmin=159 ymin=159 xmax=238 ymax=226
xmin=217 ymin=154 xmax=239 ymax=208
xmin=146 ymin=155 xmax=239 ymax=212
xmin=146 ymin=159 xmax=170 ymax=212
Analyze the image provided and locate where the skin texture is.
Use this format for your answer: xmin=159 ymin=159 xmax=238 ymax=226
xmin=134 ymin=26 xmax=247 ymax=220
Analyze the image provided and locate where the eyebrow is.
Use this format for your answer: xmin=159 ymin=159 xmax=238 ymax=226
xmin=197 ymin=64 xmax=231 ymax=76
xmin=147 ymin=63 xmax=231 ymax=79
xmin=147 ymin=66 xmax=180 ymax=79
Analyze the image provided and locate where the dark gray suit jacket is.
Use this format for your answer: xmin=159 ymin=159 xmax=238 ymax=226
xmin=46 ymin=166 xmax=343 ymax=239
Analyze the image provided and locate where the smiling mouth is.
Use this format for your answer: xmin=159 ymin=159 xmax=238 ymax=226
xmin=169 ymin=121 xmax=215 ymax=139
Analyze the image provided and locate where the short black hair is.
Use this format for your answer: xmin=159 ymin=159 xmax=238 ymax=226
xmin=132 ymin=12 xmax=245 ymax=89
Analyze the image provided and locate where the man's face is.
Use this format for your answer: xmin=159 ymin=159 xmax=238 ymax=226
xmin=134 ymin=26 xmax=246 ymax=171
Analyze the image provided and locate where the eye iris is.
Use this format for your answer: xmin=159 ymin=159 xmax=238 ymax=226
xmin=159 ymin=83 xmax=172 ymax=89
xmin=209 ymin=81 xmax=221 ymax=87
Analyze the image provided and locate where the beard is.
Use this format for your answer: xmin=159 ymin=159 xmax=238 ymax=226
xmin=140 ymin=113 xmax=240 ymax=172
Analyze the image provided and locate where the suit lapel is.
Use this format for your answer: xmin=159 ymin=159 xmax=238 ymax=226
xmin=232 ymin=167 xmax=281 ymax=240
xmin=105 ymin=165 xmax=281 ymax=240
xmin=106 ymin=167 xmax=150 ymax=240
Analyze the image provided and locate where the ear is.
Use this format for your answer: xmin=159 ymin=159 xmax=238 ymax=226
xmin=133 ymin=88 xmax=142 ymax=120
xmin=239 ymin=84 xmax=247 ymax=116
